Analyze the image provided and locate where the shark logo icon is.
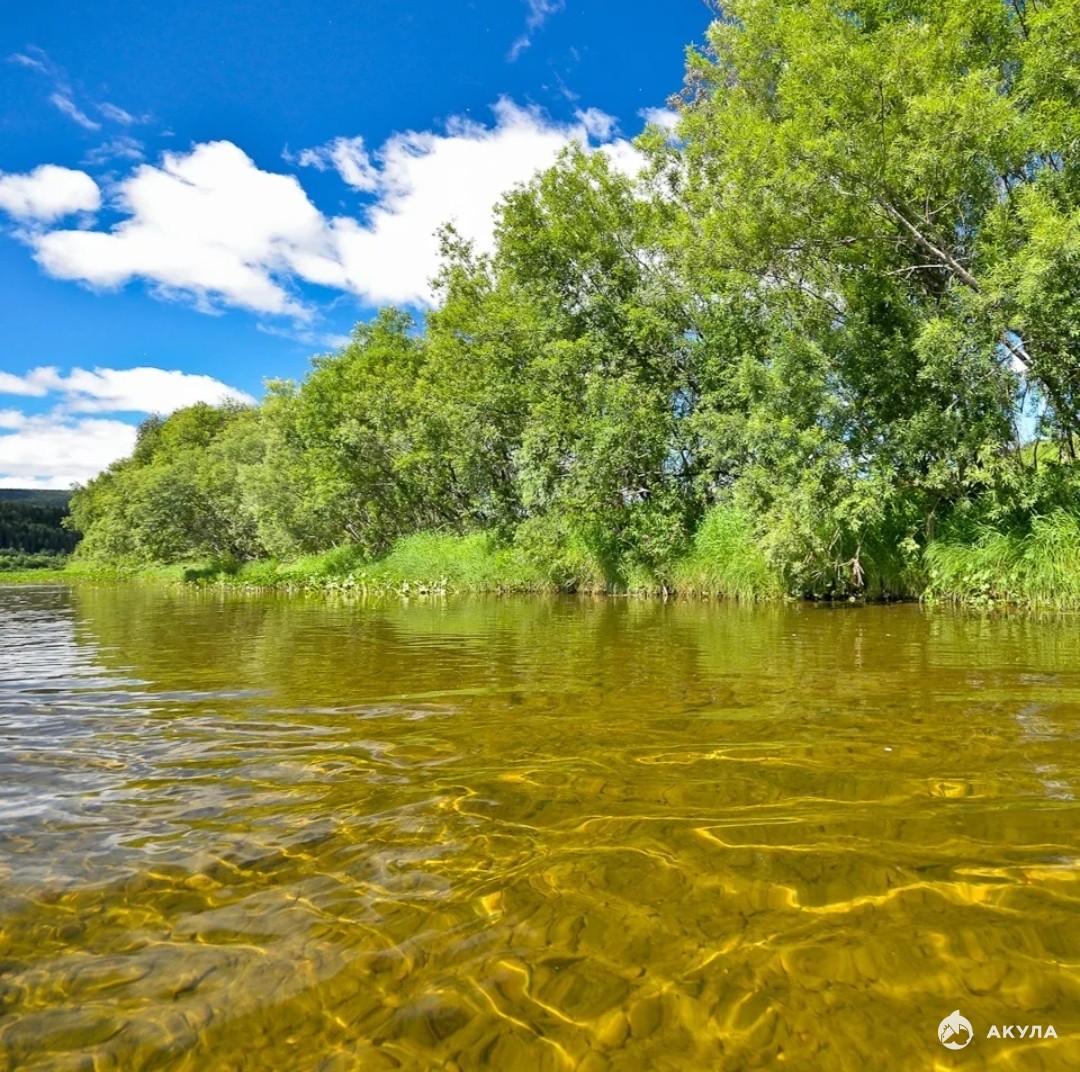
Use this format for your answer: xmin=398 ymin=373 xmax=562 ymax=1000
xmin=939 ymin=1010 xmax=974 ymax=1050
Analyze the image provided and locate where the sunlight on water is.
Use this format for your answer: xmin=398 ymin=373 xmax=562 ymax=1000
xmin=0 ymin=586 xmax=1077 ymax=1070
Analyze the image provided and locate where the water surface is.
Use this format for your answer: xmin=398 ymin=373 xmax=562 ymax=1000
xmin=0 ymin=586 xmax=1077 ymax=1070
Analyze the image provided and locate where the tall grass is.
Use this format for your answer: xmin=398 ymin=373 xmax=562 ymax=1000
xmin=670 ymin=505 xmax=782 ymax=600
xmin=206 ymin=510 xmax=783 ymax=599
xmin=355 ymin=532 xmax=548 ymax=592
xmin=925 ymin=509 xmax=1080 ymax=608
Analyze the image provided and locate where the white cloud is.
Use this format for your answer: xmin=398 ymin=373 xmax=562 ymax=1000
xmin=0 ymin=415 xmax=137 ymax=488
xmin=0 ymin=165 xmax=101 ymax=222
xmin=33 ymin=141 xmax=324 ymax=316
xmin=0 ymin=371 xmax=49 ymax=397
xmin=575 ymin=108 xmax=618 ymax=140
xmin=25 ymin=100 xmax=644 ymax=314
xmin=0 ymin=366 xmax=255 ymax=486
xmin=0 ymin=366 xmax=255 ymax=413
xmin=50 ymin=91 xmax=101 ymax=131
xmin=318 ymin=100 xmax=641 ymax=306
xmin=0 ymin=410 xmax=28 ymax=429
xmin=639 ymin=107 xmax=680 ymax=132
xmin=61 ymin=367 xmax=254 ymax=413
xmin=509 ymin=0 xmax=566 ymax=60
xmin=294 ymin=136 xmax=378 ymax=192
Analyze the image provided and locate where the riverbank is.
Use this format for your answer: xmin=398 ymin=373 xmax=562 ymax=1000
xmin=8 ymin=510 xmax=1080 ymax=610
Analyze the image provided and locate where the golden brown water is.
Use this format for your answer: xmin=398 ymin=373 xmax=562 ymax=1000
xmin=0 ymin=587 xmax=1078 ymax=1071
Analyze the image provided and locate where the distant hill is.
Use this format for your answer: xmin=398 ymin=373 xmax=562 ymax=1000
xmin=0 ymin=490 xmax=79 ymax=556
xmin=0 ymin=489 xmax=72 ymax=508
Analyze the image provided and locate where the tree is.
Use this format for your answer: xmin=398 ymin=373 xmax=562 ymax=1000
xmin=662 ymin=0 xmax=1076 ymax=588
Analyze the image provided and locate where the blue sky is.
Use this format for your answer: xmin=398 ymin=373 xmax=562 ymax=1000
xmin=0 ymin=0 xmax=711 ymax=487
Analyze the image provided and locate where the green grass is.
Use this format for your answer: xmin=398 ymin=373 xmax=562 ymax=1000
xmin=186 ymin=532 xmax=552 ymax=594
xmin=362 ymin=532 xmax=548 ymax=592
xmin=0 ymin=567 xmax=74 ymax=584
xmin=925 ymin=509 xmax=1080 ymax=608
xmin=0 ymin=559 xmax=197 ymax=586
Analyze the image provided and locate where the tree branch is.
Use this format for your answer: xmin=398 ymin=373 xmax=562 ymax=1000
xmin=874 ymin=197 xmax=982 ymax=292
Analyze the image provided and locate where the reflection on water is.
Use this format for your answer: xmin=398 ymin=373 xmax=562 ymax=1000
xmin=0 ymin=586 xmax=1078 ymax=1070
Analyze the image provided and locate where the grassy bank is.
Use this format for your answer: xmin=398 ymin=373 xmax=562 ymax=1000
xmin=0 ymin=561 xmax=193 ymax=586
xmin=924 ymin=510 xmax=1080 ymax=610
xmin=10 ymin=506 xmax=1080 ymax=610
xmin=185 ymin=533 xmax=553 ymax=595
xmin=181 ymin=509 xmax=788 ymax=598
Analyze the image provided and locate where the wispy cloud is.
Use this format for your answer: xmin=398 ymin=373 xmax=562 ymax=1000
xmin=98 ymin=102 xmax=136 ymax=125
xmin=508 ymin=0 xmax=566 ymax=61
xmin=9 ymin=46 xmax=148 ymax=133
xmin=49 ymin=91 xmax=101 ymax=131
xmin=256 ymin=322 xmax=353 ymax=350
xmin=9 ymin=49 xmax=48 ymax=73
xmin=83 ymin=136 xmax=146 ymax=166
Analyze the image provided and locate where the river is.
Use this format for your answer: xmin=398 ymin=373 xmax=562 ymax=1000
xmin=0 ymin=585 xmax=1077 ymax=1070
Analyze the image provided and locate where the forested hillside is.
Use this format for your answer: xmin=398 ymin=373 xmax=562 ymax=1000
xmin=0 ymin=491 xmax=79 ymax=569
xmin=0 ymin=490 xmax=72 ymax=508
xmin=67 ymin=0 xmax=1080 ymax=604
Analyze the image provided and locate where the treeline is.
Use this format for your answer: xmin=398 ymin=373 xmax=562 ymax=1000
xmin=0 ymin=490 xmax=72 ymax=508
xmin=69 ymin=0 xmax=1080 ymax=602
xmin=0 ymin=498 xmax=78 ymax=556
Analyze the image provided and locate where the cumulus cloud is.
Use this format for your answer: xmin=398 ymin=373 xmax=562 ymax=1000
xmin=639 ymin=107 xmax=680 ymax=132
xmin=576 ymin=108 xmax=618 ymax=140
xmin=0 ymin=366 xmax=255 ymax=486
xmin=32 ymin=141 xmax=324 ymax=316
xmin=509 ymin=0 xmax=566 ymax=61
xmin=0 ymin=415 xmax=138 ymax=489
xmin=0 ymin=371 xmax=48 ymax=397
xmin=317 ymin=100 xmax=641 ymax=305
xmin=0 ymin=366 xmax=255 ymax=413
xmin=25 ymin=99 xmax=643 ymax=314
xmin=0 ymin=165 xmax=101 ymax=222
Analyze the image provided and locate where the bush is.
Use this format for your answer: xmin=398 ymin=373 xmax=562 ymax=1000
xmin=0 ymin=550 xmax=69 ymax=572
